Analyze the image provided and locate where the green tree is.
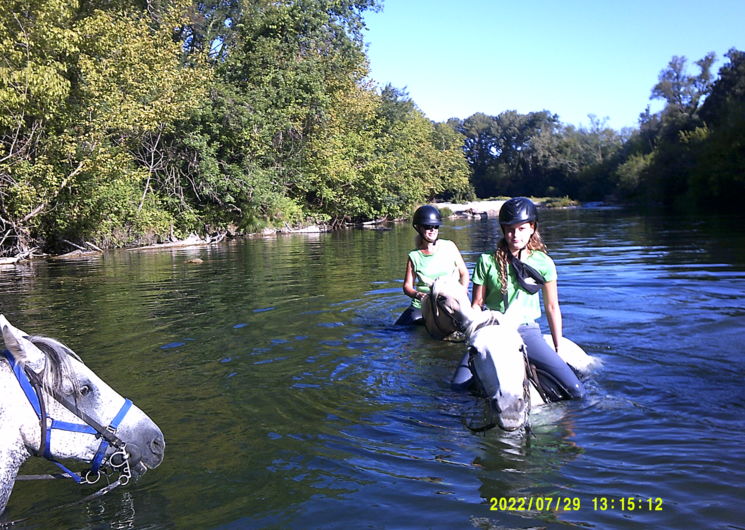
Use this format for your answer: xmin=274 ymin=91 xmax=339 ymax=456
xmin=458 ymin=113 xmax=501 ymax=197
xmin=634 ymin=52 xmax=716 ymax=206
xmin=0 ymin=0 xmax=80 ymax=254
xmin=299 ymin=82 xmax=384 ymax=226
xmin=687 ymin=49 xmax=745 ymax=208
xmin=300 ymin=83 xmax=471 ymax=226
xmin=459 ymin=110 xmax=572 ymax=198
xmin=177 ymin=0 xmax=380 ymax=230
xmin=429 ymin=121 xmax=473 ymax=202
xmin=0 ymin=0 xmax=209 ymax=255
xmin=651 ymin=53 xmax=715 ymax=117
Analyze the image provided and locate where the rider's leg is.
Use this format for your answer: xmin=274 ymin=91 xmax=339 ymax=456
xmin=519 ymin=324 xmax=586 ymax=400
xmin=394 ymin=306 xmax=423 ymax=326
xmin=450 ymin=349 xmax=473 ymax=391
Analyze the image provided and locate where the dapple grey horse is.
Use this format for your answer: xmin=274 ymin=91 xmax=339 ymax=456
xmin=0 ymin=314 xmax=165 ymax=516
xmin=424 ymin=277 xmax=601 ymax=431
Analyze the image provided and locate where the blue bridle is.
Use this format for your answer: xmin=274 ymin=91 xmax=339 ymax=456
xmin=3 ymin=349 xmax=134 ymax=484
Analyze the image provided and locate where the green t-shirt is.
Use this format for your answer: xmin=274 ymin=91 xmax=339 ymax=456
xmin=408 ymin=239 xmax=462 ymax=308
xmin=471 ymin=250 xmax=557 ymax=322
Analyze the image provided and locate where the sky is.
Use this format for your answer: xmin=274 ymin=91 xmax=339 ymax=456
xmin=363 ymin=0 xmax=745 ymax=131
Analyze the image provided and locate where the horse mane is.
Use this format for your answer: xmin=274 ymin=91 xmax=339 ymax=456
xmin=430 ymin=275 xmax=466 ymax=298
xmin=25 ymin=335 xmax=82 ymax=396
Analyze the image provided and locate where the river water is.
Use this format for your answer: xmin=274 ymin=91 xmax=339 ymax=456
xmin=1 ymin=206 xmax=744 ymax=528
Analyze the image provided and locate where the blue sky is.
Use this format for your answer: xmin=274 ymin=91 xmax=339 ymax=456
xmin=363 ymin=0 xmax=745 ymax=130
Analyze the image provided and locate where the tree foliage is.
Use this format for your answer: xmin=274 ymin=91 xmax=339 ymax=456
xmin=457 ymin=110 xmax=623 ymax=200
xmin=0 ymin=0 xmax=209 ymax=255
xmin=0 ymin=0 xmax=473 ymax=256
xmin=603 ymin=49 xmax=744 ymax=209
xmin=2 ymin=0 xmax=742 ymax=258
xmin=454 ymin=49 xmax=744 ymax=213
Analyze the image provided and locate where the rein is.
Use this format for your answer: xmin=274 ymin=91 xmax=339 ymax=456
xmin=2 ymin=349 xmax=134 ymax=487
xmin=2 ymin=475 xmax=130 ymax=528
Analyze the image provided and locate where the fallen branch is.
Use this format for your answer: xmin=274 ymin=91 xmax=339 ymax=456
xmin=62 ymin=239 xmax=87 ymax=251
xmin=210 ymin=231 xmax=227 ymax=244
xmin=85 ymin=241 xmax=104 ymax=252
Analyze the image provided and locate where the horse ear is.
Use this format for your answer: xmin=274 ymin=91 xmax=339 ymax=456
xmin=0 ymin=314 xmax=45 ymax=368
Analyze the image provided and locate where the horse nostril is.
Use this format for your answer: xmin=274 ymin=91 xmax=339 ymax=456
xmin=150 ymin=435 xmax=165 ymax=456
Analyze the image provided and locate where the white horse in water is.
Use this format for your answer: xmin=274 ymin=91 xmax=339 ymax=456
xmin=423 ymin=277 xmax=601 ymax=431
xmin=0 ymin=314 xmax=165 ymax=516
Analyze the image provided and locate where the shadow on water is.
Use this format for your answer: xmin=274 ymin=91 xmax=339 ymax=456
xmin=2 ymin=206 xmax=745 ymax=528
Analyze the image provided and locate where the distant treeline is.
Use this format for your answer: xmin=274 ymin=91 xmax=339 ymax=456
xmin=459 ymin=49 xmax=745 ymax=210
xmin=1 ymin=1 xmax=743 ymax=257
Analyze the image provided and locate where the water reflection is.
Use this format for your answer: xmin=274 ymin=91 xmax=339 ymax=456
xmin=1 ymin=207 xmax=744 ymax=528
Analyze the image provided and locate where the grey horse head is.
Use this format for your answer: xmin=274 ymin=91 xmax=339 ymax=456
xmin=468 ymin=324 xmax=530 ymax=431
xmin=0 ymin=314 xmax=165 ymax=516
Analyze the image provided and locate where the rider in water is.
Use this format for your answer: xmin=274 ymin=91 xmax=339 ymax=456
xmin=469 ymin=197 xmax=585 ymax=400
xmin=395 ymin=205 xmax=469 ymax=326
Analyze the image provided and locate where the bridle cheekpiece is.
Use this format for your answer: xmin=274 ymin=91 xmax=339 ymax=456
xmin=3 ymin=349 xmax=135 ymax=486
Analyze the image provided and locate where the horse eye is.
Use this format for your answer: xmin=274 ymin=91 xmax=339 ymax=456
xmin=79 ymin=384 xmax=92 ymax=397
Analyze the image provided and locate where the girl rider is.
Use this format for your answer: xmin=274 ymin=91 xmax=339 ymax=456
xmin=470 ymin=197 xmax=585 ymax=400
xmin=395 ymin=205 xmax=469 ymax=326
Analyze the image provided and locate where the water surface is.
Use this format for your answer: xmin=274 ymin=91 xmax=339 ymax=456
xmin=1 ymin=207 xmax=744 ymax=528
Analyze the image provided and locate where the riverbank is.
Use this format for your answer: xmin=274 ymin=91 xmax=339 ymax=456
xmin=435 ymin=199 xmax=506 ymax=218
xmin=0 ymin=198 xmax=577 ymax=265
xmin=435 ymin=196 xmax=577 ymax=219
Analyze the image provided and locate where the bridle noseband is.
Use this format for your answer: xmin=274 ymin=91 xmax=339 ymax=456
xmin=3 ymin=349 xmax=135 ymax=486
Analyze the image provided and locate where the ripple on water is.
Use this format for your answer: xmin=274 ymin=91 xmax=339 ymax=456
xmin=2 ymin=209 xmax=745 ymax=528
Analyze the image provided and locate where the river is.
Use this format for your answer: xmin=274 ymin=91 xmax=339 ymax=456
xmin=1 ymin=206 xmax=744 ymax=528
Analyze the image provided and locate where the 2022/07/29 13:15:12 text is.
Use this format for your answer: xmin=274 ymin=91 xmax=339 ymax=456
xmin=489 ymin=496 xmax=664 ymax=512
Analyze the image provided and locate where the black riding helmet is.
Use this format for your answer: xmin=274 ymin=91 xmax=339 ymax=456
xmin=498 ymin=197 xmax=537 ymax=225
xmin=412 ymin=205 xmax=442 ymax=228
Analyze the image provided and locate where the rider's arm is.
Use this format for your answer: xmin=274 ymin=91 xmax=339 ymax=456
xmin=402 ymin=258 xmax=424 ymax=301
xmin=543 ymin=279 xmax=562 ymax=352
xmin=471 ymin=283 xmax=485 ymax=309
xmin=451 ymin=243 xmax=469 ymax=288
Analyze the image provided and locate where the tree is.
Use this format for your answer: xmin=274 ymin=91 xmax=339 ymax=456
xmin=699 ymin=48 xmax=745 ymax=129
xmin=0 ymin=0 xmax=80 ymax=255
xmin=598 ymin=50 xmax=745 ymax=210
xmin=686 ymin=49 xmax=745 ymax=208
xmin=299 ymin=82 xmax=471 ymax=226
xmin=634 ymin=52 xmax=717 ymax=205
xmin=651 ymin=53 xmax=715 ymax=116
xmin=458 ymin=110 xmax=566 ymax=197
xmin=0 ymin=0 xmax=210 ymax=255
xmin=458 ymin=113 xmax=501 ymax=196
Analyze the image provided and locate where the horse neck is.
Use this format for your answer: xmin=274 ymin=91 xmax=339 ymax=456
xmin=0 ymin=362 xmax=33 ymax=514
xmin=0 ymin=445 xmax=24 ymax=516
xmin=0 ymin=355 xmax=40 ymax=439
xmin=463 ymin=308 xmax=498 ymax=337
xmin=484 ymin=328 xmax=526 ymax=395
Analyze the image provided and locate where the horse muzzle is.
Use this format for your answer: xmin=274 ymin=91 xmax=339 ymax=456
xmin=492 ymin=394 xmax=528 ymax=432
xmin=114 ymin=427 xmax=166 ymax=477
